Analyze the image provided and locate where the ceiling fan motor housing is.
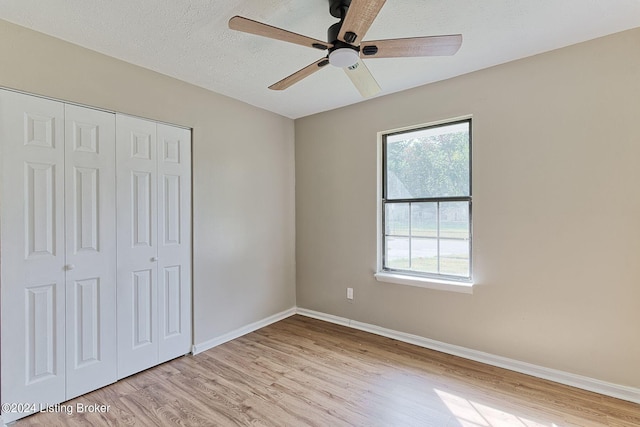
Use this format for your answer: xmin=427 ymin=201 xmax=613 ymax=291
xmin=327 ymin=21 xmax=343 ymax=45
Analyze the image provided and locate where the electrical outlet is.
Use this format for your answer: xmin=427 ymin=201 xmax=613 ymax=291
xmin=347 ymin=287 xmax=354 ymax=300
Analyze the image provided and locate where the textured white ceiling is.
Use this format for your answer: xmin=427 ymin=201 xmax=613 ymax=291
xmin=1 ymin=1 xmax=639 ymax=118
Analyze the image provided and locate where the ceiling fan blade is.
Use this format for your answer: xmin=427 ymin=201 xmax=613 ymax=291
xmin=269 ymin=58 xmax=330 ymax=91
xmin=344 ymin=60 xmax=381 ymax=98
xmin=338 ymin=0 xmax=386 ymax=45
xmin=229 ymin=16 xmax=332 ymax=51
xmin=360 ymin=35 xmax=462 ymax=58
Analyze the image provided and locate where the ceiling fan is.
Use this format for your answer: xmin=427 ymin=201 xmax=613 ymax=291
xmin=228 ymin=0 xmax=462 ymax=97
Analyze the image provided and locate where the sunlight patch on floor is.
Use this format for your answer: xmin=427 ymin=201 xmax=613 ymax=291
xmin=435 ymin=389 xmax=560 ymax=427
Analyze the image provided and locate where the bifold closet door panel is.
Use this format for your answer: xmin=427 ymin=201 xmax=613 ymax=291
xmin=1 ymin=92 xmax=192 ymax=423
xmin=115 ymin=114 xmax=159 ymax=379
xmin=157 ymin=124 xmax=192 ymax=363
xmin=64 ymin=104 xmax=117 ymax=399
xmin=0 ymin=90 xmax=66 ymax=418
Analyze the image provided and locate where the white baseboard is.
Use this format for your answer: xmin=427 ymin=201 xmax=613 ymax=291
xmin=296 ymin=308 xmax=640 ymax=405
xmin=192 ymin=307 xmax=297 ymax=355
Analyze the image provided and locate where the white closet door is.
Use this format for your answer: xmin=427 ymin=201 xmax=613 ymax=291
xmin=157 ymin=124 xmax=192 ymax=363
xmin=0 ymin=90 xmax=66 ymax=421
xmin=116 ymin=114 xmax=159 ymax=379
xmin=64 ymin=105 xmax=117 ymax=398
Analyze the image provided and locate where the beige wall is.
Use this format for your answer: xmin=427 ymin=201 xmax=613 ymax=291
xmin=295 ymin=28 xmax=640 ymax=387
xmin=0 ymin=19 xmax=296 ymax=345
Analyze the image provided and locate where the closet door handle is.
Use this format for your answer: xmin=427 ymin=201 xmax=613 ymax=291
xmin=65 ymin=264 xmax=75 ymax=271
xmin=151 ymin=257 xmax=158 ymax=262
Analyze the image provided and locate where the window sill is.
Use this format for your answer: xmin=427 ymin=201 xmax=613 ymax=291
xmin=374 ymin=272 xmax=474 ymax=294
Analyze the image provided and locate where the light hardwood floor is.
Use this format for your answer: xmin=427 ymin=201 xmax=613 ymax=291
xmin=13 ymin=315 xmax=640 ymax=426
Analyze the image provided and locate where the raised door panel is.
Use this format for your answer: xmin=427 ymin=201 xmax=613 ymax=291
xmin=25 ymin=162 xmax=57 ymax=257
xmin=132 ymin=171 xmax=153 ymax=247
xmin=157 ymin=124 xmax=192 ymax=362
xmin=71 ymin=279 xmax=100 ymax=365
xmin=64 ymin=105 xmax=117 ymax=399
xmin=0 ymin=90 xmax=66 ymax=423
xmin=26 ymin=284 xmax=58 ymax=383
xmin=116 ymin=114 xmax=159 ymax=379
xmin=132 ymin=269 xmax=154 ymax=346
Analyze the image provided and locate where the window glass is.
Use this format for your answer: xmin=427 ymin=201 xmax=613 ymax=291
xmin=385 ymin=122 xmax=470 ymax=199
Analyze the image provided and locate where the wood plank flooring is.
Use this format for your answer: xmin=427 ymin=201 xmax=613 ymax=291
xmin=13 ymin=315 xmax=640 ymax=426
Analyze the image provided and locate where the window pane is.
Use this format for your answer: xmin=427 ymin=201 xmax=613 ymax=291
xmin=385 ymin=203 xmax=409 ymax=236
xmin=385 ymin=121 xmax=470 ymax=199
xmin=385 ymin=236 xmax=410 ymax=269
xmin=410 ymin=237 xmax=438 ymax=274
xmin=439 ymin=239 xmax=470 ymax=277
xmin=411 ymin=202 xmax=437 ymax=237
xmin=439 ymin=201 xmax=469 ymax=239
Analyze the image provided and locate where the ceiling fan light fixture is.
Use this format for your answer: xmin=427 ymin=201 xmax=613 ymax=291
xmin=328 ymin=48 xmax=359 ymax=68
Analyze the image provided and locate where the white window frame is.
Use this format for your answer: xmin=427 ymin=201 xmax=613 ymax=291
xmin=375 ymin=116 xmax=474 ymax=294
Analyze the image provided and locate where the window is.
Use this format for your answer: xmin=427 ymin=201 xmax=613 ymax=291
xmin=380 ymin=119 xmax=472 ymax=283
